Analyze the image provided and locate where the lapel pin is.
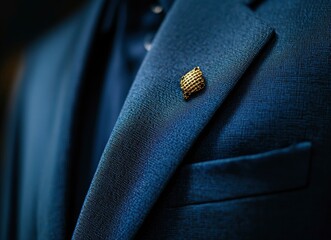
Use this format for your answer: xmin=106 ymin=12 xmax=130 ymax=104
xmin=180 ymin=66 xmax=205 ymax=100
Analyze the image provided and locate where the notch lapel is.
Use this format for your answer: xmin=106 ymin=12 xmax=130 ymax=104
xmin=73 ymin=0 xmax=274 ymax=238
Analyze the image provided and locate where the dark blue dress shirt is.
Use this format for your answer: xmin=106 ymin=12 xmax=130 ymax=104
xmin=66 ymin=0 xmax=171 ymax=235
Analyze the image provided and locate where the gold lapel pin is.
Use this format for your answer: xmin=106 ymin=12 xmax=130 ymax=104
xmin=180 ymin=66 xmax=205 ymax=100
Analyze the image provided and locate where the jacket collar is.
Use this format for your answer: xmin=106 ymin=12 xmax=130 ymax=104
xmin=74 ymin=0 xmax=274 ymax=238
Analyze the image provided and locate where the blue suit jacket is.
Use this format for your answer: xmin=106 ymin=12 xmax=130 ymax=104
xmin=1 ymin=0 xmax=331 ymax=239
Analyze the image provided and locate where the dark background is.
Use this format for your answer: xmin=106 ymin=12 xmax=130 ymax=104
xmin=0 ymin=0 xmax=86 ymax=162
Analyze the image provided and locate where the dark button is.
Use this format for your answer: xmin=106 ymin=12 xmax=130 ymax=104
xmin=150 ymin=4 xmax=163 ymax=14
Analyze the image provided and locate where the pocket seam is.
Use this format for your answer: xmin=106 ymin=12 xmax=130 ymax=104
xmin=165 ymin=141 xmax=312 ymax=208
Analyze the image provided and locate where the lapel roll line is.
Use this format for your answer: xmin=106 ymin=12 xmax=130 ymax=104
xmin=73 ymin=0 xmax=275 ymax=238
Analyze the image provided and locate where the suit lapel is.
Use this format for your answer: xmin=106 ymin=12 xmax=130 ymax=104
xmin=74 ymin=0 xmax=274 ymax=238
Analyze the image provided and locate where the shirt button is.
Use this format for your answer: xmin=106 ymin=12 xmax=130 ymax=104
xmin=144 ymin=33 xmax=154 ymax=51
xmin=150 ymin=4 xmax=163 ymax=14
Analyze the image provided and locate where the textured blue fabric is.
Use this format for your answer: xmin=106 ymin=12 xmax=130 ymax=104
xmin=1 ymin=0 xmax=331 ymax=239
xmin=135 ymin=0 xmax=331 ymax=239
xmin=166 ymin=142 xmax=312 ymax=207
xmin=73 ymin=0 xmax=274 ymax=238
